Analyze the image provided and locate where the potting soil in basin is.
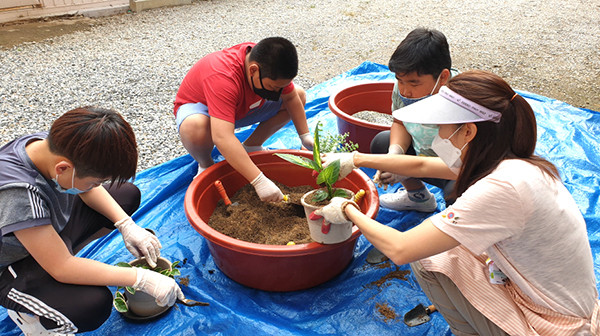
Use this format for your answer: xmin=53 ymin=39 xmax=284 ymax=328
xmin=208 ymin=183 xmax=313 ymax=245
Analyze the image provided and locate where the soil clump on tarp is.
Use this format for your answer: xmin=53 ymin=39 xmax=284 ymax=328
xmin=376 ymin=302 xmax=397 ymax=322
xmin=364 ymin=260 xmax=412 ymax=290
xmin=209 ymin=183 xmax=314 ymax=245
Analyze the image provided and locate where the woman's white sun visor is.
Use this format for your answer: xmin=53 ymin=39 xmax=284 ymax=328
xmin=392 ymin=86 xmax=502 ymax=125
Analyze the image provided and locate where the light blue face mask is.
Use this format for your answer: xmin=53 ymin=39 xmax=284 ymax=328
xmin=52 ymin=167 xmax=92 ymax=195
xmin=399 ymin=73 xmax=442 ymax=106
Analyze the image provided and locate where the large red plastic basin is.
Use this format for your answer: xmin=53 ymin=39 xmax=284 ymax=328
xmin=328 ymin=81 xmax=395 ymax=153
xmin=184 ymin=150 xmax=379 ymax=292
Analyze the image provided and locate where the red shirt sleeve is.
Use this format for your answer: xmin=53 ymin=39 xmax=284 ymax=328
xmin=282 ymin=81 xmax=295 ymax=95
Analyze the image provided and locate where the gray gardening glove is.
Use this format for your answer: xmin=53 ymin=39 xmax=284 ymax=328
xmin=373 ymin=171 xmax=411 ymax=190
xmin=313 ymin=197 xmax=360 ymax=225
xmin=321 ymin=152 xmax=357 ymax=181
xmin=373 ymin=144 xmax=408 ymax=190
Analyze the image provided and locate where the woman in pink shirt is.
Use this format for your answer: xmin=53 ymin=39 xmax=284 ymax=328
xmin=319 ymin=70 xmax=599 ymax=335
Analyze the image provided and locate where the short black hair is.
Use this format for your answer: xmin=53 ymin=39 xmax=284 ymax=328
xmin=48 ymin=106 xmax=137 ymax=183
xmin=388 ymin=28 xmax=451 ymax=78
xmin=249 ymin=37 xmax=298 ymax=80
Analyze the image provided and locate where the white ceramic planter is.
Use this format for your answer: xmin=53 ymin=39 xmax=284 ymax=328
xmin=301 ymin=189 xmax=355 ymax=244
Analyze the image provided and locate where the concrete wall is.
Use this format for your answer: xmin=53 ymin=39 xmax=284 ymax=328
xmin=129 ymin=0 xmax=191 ymax=12
xmin=0 ymin=0 xmax=192 ymax=24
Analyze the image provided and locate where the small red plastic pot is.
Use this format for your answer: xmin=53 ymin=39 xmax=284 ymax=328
xmin=328 ymin=81 xmax=395 ymax=153
xmin=184 ymin=150 xmax=379 ymax=292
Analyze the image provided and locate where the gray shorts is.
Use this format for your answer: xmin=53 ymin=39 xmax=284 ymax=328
xmin=175 ymin=100 xmax=283 ymax=131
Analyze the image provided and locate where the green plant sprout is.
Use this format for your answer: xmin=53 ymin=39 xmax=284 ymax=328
xmin=113 ymin=260 xmax=181 ymax=313
xmin=274 ymin=122 xmax=357 ymax=202
xmin=319 ymin=130 xmax=359 ymax=153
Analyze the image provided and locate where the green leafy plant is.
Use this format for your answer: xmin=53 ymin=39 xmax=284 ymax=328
xmin=319 ymin=131 xmax=359 ymax=153
xmin=274 ymin=122 xmax=356 ymax=202
xmin=113 ymin=260 xmax=181 ymax=313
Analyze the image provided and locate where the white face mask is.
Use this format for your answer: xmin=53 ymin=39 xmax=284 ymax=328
xmin=431 ymin=125 xmax=467 ymax=175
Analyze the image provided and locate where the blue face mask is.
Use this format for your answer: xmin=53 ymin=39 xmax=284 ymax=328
xmin=399 ymin=73 xmax=442 ymax=106
xmin=52 ymin=167 xmax=92 ymax=195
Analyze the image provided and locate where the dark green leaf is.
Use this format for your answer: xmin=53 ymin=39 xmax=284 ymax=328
xmin=333 ymin=189 xmax=351 ymax=198
xmin=312 ymin=189 xmax=328 ymax=202
xmin=317 ymin=160 xmax=340 ymax=186
xmin=314 ymin=122 xmax=322 ymax=169
xmin=115 ymin=291 xmax=125 ymax=300
xmin=125 ymin=286 xmax=136 ymax=295
xmin=113 ymin=297 xmax=128 ymax=313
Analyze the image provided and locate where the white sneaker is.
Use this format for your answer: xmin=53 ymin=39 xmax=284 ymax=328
xmin=379 ymin=189 xmax=437 ymax=212
xmin=194 ymin=164 xmax=206 ymax=179
xmin=7 ymin=309 xmax=74 ymax=335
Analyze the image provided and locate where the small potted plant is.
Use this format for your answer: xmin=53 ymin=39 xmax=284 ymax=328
xmin=274 ymin=122 xmax=358 ymax=244
xmin=113 ymin=257 xmax=181 ymax=318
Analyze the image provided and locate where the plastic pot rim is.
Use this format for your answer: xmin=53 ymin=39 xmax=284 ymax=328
xmin=184 ymin=149 xmax=379 ymax=256
xmin=328 ymin=80 xmax=396 ymax=130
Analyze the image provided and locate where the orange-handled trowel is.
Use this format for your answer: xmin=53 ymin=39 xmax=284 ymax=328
xmin=214 ymin=180 xmax=238 ymax=207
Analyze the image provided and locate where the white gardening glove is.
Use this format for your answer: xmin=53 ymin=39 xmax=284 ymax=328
xmin=313 ymin=197 xmax=360 ymax=225
xmin=387 ymin=144 xmax=405 ymax=156
xmin=115 ymin=217 xmax=162 ymax=268
xmin=380 ymin=171 xmax=410 ymax=184
xmin=373 ymin=144 xmax=408 ymax=190
xmin=321 ymin=152 xmax=357 ymax=181
xmin=251 ymin=172 xmax=284 ymax=202
xmin=299 ymin=132 xmax=314 ymax=151
xmin=133 ymin=268 xmax=184 ymax=307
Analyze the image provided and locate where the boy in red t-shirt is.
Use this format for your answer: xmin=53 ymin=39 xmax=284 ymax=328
xmin=174 ymin=37 xmax=313 ymax=202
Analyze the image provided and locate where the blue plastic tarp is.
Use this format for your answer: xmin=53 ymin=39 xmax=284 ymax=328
xmin=1 ymin=61 xmax=599 ymax=335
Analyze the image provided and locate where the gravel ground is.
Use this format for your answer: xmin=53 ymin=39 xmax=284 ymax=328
xmin=0 ymin=0 xmax=598 ymax=171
